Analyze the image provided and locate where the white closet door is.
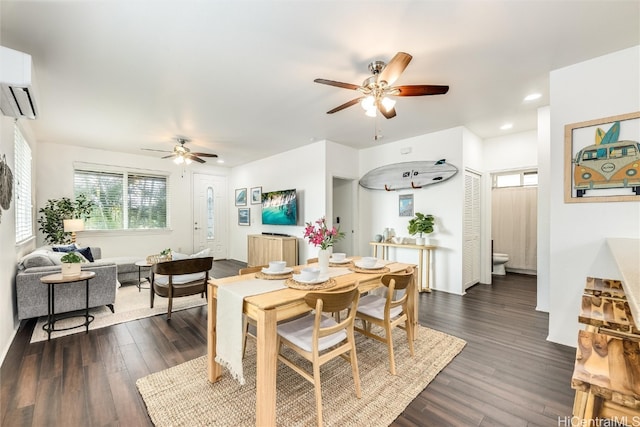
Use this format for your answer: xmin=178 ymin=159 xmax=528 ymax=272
xmin=463 ymin=170 xmax=481 ymax=289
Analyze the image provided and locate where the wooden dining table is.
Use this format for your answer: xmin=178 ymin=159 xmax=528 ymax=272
xmin=207 ymin=260 xmax=416 ymax=427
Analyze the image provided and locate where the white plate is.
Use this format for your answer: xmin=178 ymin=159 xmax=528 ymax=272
xmin=261 ymin=267 xmax=293 ymax=275
xmin=355 ymin=261 xmax=384 ymax=270
xmin=292 ymin=274 xmax=329 ymax=284
xmin=329 ymin=257 xmax=351 ymax=264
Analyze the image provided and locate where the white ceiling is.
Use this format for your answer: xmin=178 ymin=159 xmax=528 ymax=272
xmin=1 ymin=1 xmax=638 ymax=167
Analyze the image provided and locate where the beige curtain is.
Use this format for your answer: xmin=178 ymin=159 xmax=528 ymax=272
xmin=491 ymin=186 xmax=537 ymax=272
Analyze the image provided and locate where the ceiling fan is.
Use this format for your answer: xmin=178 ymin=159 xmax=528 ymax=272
xmin=142 ymin=137 xmax=218 ymax=164
xmin=314 ymin=52 xmax=449 ymax=119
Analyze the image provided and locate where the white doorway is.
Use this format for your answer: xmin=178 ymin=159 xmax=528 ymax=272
xmin=332 ymin=177 xmax=355 ymax=256
xmin=193 ymin=174 xmax=228 ymax=259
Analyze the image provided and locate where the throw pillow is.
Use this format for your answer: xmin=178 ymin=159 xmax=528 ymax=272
xmin=75 ymin=246 xmax=95 ymax=262
xmin=19 ymin=250 xmax=55 ymax=269
xmin=190 ymin=248 xmax=211 ymax=258
xmin=171 ymin=251 xmax=189 ymax=260
xmin=52 ymin=244 xmax=77 ymax=253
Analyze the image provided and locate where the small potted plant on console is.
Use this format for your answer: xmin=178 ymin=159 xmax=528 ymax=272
xmin=408 ymin=212 xmax=435 ymax=246
xmin=60 ymin=251 xmax=85 ymax=276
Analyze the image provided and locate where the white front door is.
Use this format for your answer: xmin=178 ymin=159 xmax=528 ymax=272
xmin=193 ymin=173 xmax=227 ymax=260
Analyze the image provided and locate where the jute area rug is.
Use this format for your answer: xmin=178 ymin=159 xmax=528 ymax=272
xmin=30 ymin=282 xmax=207 ymax=343
xmin=137 ymin=325 xmax=466 ymax=427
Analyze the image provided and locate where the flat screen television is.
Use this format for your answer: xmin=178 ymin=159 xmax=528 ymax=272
xmin=261 ymin=189 xmax=297 ymax=225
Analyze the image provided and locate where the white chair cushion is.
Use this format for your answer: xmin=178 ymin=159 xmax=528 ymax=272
xmin=277 ymin=314 xmax=347 ymax=352
xmin=154 ymin=272 xmax=206 ymax=285
xmin=357 ymin=294 xmax=403 ymax=320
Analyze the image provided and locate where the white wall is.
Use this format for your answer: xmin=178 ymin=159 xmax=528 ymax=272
xmin=0 ymin=116 xmax=37 ymax=363
xmin=483 ymin=130 xmax=538 ymax=172
xmin=537 ymin=106 xmax=551 ymax=312
xmin=359 ymin=127 xmax=467 ymax=295
xmin=547 ymin=46 xmax=640 ymax=346
xmin=228 ymin=141 xmax=329 ymax=264
xmin=36 ymin=143 xmax=229 ymax=257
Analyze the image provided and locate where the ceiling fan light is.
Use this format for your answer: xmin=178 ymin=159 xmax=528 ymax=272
xmin=365 ymin=108 xmax=377 ymax=118
xmin=381 ymin=96 xmax=396 ymax=111
xmin=361 ymin=95 xmax=375 ymax=111
xmin=184 ymin=157 xmax=193 ymax=165
xmin=174 ymin=156 xmax=184 ymax=164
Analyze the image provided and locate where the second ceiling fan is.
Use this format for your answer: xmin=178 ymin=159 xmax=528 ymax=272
xmin=143 ymin=137 xmax=218 ymax=164
xmin=314 ymin=52 xmax=449 ymax=119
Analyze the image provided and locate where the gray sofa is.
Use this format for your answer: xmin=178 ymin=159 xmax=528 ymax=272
xmin=15 ymin=246 xmax=148 ymax=320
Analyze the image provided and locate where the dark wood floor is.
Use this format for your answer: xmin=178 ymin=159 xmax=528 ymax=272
xmin=1 ymin=262 xmax=577 ymax=426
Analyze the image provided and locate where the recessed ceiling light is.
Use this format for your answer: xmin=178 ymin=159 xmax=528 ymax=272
xmin=217 ymin=159 xmax=224 ymax=164
xmin=524 ymin=93 xmax=541 ymax=101
xmin=500 ymin=123 xmax=513 ymax=130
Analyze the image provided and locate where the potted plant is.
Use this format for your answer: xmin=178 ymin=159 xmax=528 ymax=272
xmin=407 ymin=213 xmax=435 ymax=245
xmin=60 ymin=251 xmax=85 ymax=276
xmin=38 ymin=194 xmax=95 ymax=244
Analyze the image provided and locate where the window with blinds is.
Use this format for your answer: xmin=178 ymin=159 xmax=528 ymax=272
xmin=14 ymin=126 xmax=33 ymax=242
xmin=74 ymin=168 xmax=168 ymax=230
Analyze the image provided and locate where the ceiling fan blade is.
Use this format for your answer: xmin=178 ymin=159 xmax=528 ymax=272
xmin=190 ymin=152 xmax=218 ymax=158
xmin=161 ymin=153 xmax=177 ymax=159
xmin=377 ymin=52 xmax=412 ymax=86
xmin=395 ymin=85 xmax=449 ymax=96
xmin=376 ymin=99 xmax=397 ymax=119
xmin=314 ymin=79 xmax=361 ymax=91
xmin=327 ymin=97 xmax=363 ymax=114
xmin=141 ymin=148 xmax=173 ymax=153
xmin=186 ymin=154 xmax=206 ymax=163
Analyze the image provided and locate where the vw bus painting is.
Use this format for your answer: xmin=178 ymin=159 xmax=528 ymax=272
xmin=571 ymin=120 xmax=640 ymax=198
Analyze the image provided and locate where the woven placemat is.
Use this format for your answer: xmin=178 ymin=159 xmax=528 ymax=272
xmin=348 ymin=265 xmax=391 ymax=274
xmin=285 ymin=277 xmax=336 ymax=290
xmin=255 ymin=271 xmax=293 ymax=280
xmin=329 ymin=261 xmax=353 ymax=267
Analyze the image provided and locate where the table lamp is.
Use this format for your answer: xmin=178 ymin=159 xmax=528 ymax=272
xmin=63 ymin=219 xmax=85 ymax=243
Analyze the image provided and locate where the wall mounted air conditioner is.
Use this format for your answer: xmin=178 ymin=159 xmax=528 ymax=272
xmin=0 ymin=46 xmax=38 ymax=119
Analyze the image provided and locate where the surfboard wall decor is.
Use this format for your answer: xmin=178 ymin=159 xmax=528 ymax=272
xmin=359 ymin=159 xmax=458 ymax=191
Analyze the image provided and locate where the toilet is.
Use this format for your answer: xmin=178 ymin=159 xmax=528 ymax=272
xmin=492 ymin=253 xmax=509 ymax=275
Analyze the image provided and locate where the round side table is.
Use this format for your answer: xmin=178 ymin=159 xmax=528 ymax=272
xmin=40 ymin=271 xmax=96 ymax=341
xmin=135 ymin=260 xmax=153 ymax=292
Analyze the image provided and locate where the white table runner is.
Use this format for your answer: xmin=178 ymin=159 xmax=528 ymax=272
xmin=215 ymin=278 xmax=286 ymax=385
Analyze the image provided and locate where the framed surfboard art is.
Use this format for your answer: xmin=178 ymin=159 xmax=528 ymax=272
xmin=564 ymin=111 xmax=640 ymax=203
xmin=359 ymin=159 xmax=458 ymax=191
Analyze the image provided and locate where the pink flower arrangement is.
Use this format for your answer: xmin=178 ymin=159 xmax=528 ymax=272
xmin=303 ymin=216 xmax=344 ymax=250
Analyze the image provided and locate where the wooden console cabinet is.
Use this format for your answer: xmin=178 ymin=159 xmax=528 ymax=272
xmin=247 ymin=234 xmax=298 ymax=267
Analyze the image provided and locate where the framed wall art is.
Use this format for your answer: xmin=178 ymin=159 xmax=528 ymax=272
xmin=398 ymin=194 xmax=414 ymax=217
xmin=238 ymin=208 xmax=250 ymax=226
xmin=564 ymin=111 xmax=640 ymax=203
xmin=250 ymin=186 xmax=262 ymax=204
xmin=235 ymin=188 xmax=247 ymax=206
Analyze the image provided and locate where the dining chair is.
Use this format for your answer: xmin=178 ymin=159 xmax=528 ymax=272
xmin=276 ymin=286 xmax=361 ymax=427
xmin=238 ymin=265 xmax=267 ymax=357
xmin=150 ymin=257 xmax=213 ymax=320
xmin=306 ymin=257 xmax=318 ymax=264
xmin=354 ymin=266 xmax=415 ymax=375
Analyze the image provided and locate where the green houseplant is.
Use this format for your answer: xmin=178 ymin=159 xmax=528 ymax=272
xmin=38 ymin=194 xmax=95 ymax=244
xmin=60 ymin=251 xmax=85 ymax=276
xmin=407 ymin=212 xmax=435 ymax=245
